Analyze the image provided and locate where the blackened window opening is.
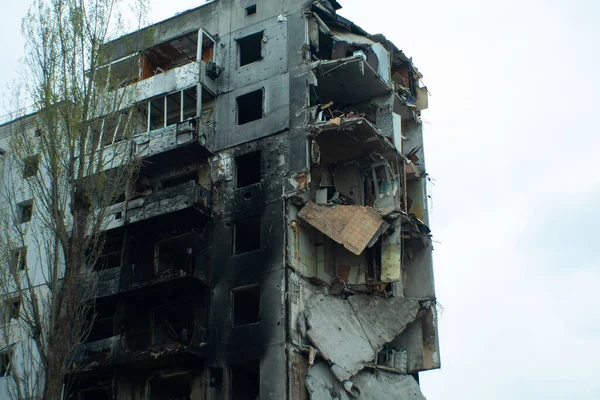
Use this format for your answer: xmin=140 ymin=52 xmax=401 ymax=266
xmin=246 ymin=5 xmax=257 ymax=16
xmin=236 ymin=151 xmax=261 ymax=188
xmin=80 ymin=388 xmax=111 ymax=400
xmin=238 ymin=31 xmax=263 ymax=66
xmin=233 ymin=216 xmax=261 ymax=254
xmin=237 ymin=89 xmax=263 ymax=125
xmin=231 ymin=359 xmax=260 ymax=399
xmin=232 ymin=285 xmax=260 ymax=327
xmin=149 ymin=373 xmax=191 ymax=400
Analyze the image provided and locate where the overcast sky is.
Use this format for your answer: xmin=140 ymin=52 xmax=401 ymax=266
xmin=1 ymin=0 xmax=600 ymax=398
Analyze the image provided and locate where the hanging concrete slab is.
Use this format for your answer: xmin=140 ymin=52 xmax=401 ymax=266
xmin=305 ymin=293 xmax=420 ymax=381
xmin=297 ymin=201 xmax=389 ymax=255
xmin=306 ymin=360 xmax=426 ymax=400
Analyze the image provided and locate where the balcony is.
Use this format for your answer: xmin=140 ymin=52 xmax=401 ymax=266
xmin=132 ymin=118 xmax=214 ymax=170
xmin=73 ymin=328 xmax=208 ymax=372
xmin=74 ymin=288 xmax=208 ymax=371
xmin=104 ymin=180 xmax=210 ymax=231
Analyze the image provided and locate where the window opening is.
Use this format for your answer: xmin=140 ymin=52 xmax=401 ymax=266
xmin=232 ymin=285 xmax=260 ymax=327
xmin=233 ymin=216 xmax=261 ymax=254
xmin=80 ymin=388 xmax=111 ymax=400
xmin=149 ymin=372 xmax=191 ymax=400
xmin=162 ymin=171 xmax=198 ymax=190
xmin=182 ymin=87 xmax=198 ymax=120
xmin=150 ymin=97 xmax=165 ymax=130
xmin=166 ymin=92 xmax=182 ymax=126
xmin=152 ymin=301 xmax=193 ymax=344
xmin=23 ymin=155 xmax=40 ymax=178
xmin=18 ymin=200 xmax=33 ymax=223
xmin=11 ymin=247 xmax=27 ymax=271
xmin=141 ymin=32 xmax=198 ymax=80
xmin=155 ymin=233 xmax=195 ymax=275
xmin=235 ymin=151 xmax=261 ymax=188
xmin=246 ymin=5 xmax=257 ymax=16
xmin=4 ymin=298 xmax=21 ymax=323
xmin=238 ymin=31 xmax=263 ymax=67
xmin=85 ymin=301 xmax=116 ymax=342
xmin=201 ymin=33 xmax=215 ymax=63
xmin=237 ymin=89 xmax=263 ymax=125
xmin=201 ymin=88 xmax=216 ymax=122
xmin=108 ymin=55 xmax=140 ymax=89
xmin=35 ymin=128 xmax=43 ymax=137
xmin=0 ymin=351 xmax=12 ymax=377
xmin=231 ymin=359 xmax=260 ymax=399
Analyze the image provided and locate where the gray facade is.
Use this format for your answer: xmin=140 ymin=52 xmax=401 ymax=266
xmin=70 ymin=1 xmax=438 ymax=399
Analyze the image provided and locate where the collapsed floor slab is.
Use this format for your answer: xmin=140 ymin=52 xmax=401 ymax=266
xmin=306 ymin=361 xmax=426 ymax=400
xmin=304 ymin=293 xmax=420 ymax=381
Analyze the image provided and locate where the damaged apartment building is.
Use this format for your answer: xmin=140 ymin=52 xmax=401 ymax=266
xmin=0 ymin=0 xmax=438 ymax=399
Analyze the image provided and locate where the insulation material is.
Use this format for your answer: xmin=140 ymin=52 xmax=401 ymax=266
xmin=305 ymin=293 xmax=420 ymax=382
xmin=381 ymin=223 xmax=402 ymax=283
xmin=298 ymin=201 xmax=389 ymax=255
xmin=416 ymin=86 xmax=428 ymax=111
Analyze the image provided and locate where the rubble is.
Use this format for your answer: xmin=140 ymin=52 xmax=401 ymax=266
xmin=306 ymin=361 xmax=426 ymax=400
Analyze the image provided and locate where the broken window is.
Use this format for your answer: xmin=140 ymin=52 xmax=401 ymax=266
xmin=0 ymin=350 xmax=12 ymax=377
xmin=18 ymin=200 xmax=33 ymax=223
xmin=155 ymin=233 xmax=195 ymax=275
xmin=141 ymin=31 xmax=198 ymax=80
xmin=238 ymin=31 xmax=263 ymax=67
xmin=182 ymin=87 xmax=198 ymax=121
xmin=201 ymin=32 xmax=215 ymax=63
xmin=11 ymin=247 xmax=27 ymax=272
xmin=246 ymin=5 xmax=257 ymax=16
xmin=235 ymin=151 xmax=261 ymax=188
xmin=201 ymin=88 xmax=216 ymax=122
xmin=166 ymin=92 xmax=182 ymax=126
xmin=93 ymin=251 xmax=121 ymax=272
xmin=150 ymin=97 xmax=165 ymax=130
xmin=161 ymin=171 xmax=198 ymax=189
xmin=233 ymin=216 xmax=261 ymax=254
xmin=23 ymin=155 xmax=40 ymax=178
xmin=108 ymin=55 xmax=140 ymax=89
xmin=231 ymin=359 xmax=260 ymax=399
xmin=147 ymin=86 xmax=198 ymax=132
xmin=3 ymin=298 xmax=21 ymax=323
xmin=153 ymin=301 xmax=193 ymax=344
xmin=232 ymin=285 xmax=260 ymax=327
xmin=149 ymin=372 xmax=191 ymax=400
xmin=237 ymin=89 xmax=263 ymax=125
xmin=86 ymin=301 xmax=116 ymax=342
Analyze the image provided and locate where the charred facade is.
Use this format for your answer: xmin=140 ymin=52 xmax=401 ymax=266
xmin=70 ymin=0 xmax=438 ymax=399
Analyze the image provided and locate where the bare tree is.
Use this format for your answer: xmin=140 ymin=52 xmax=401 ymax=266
xmin=0 ymin=0 xmax=149 ymax=398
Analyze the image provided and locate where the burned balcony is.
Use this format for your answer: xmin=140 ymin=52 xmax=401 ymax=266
xmin=311 ymin=56 xmax=390 ymax=104
xmin=127 ymin=180 xmax=210 ymax=225
xmin=132 ymin=115 xmax=214 ymax=164
xmin=104 ymin=179 xmax=211 ymax=232
xmin=73 ymin=287 xmax=208 ymax=371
